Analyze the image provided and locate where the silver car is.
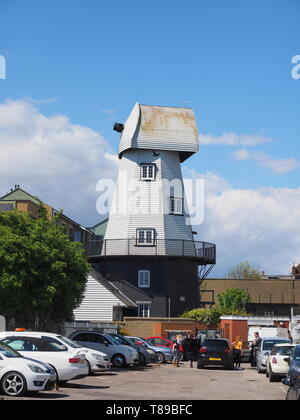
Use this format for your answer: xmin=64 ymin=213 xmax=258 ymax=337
xmin=69 ymin=331 xmax=139 ymax=368
xmin=126 ymin=336 xmax=173 ymax=363
xmin=256 ymin=337 xmax=291 ymax=373
xmin=107 ymin=333 xmax=156 ymax=365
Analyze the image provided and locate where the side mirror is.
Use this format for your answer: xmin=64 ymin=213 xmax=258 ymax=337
xmin=284 ymin=357 xmax=291 ymax=363
xmin=282 ymin=377 xmax=292 ymax=386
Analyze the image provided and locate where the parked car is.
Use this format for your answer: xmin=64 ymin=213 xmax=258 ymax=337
xmin=39 ymin=334 xmax=111 ymax=374
xmin=125 ymin=336 xmax=173 ymax=363
xmin=256 ymin=337 xmax=291 ymax=373
xmin=145 ymin=336 xmax=184 ymax=359
xmin=0 ymin=331 xmax=89 ymax=385
xmin=284 ymin=343 xmax=300 ymax=382
xmin=282 ymin=375 xmax=300 ymax=400
xmin=0 ymin=340 xmax=56 ymax=397
xmin=241 ymin=341 xmax=252 ymax=362
xmin=197 ymin=338 xmax=234 ymax=370
xmin=266 ymin=343 xmax=295 ymax=382
xmin=145 ymin=336 xmax=173 ymax=349
xmin=69 ymin=331 xmax=139 ymax=368
xmin=107 ymin=333 xmax=156 ymax=366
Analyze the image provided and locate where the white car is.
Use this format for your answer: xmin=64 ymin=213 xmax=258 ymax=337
xmin=69 ymin=331 xmax=140 ymax=368
xmin=266 ymin=343 xmax=295 ymax=382
xmin=0 ymin=341 xmax=56 ymax=397
xmin=47 ymin=335 xmax=111 ymax=373
xmin=0 ymin=331 xmax=89 ymax=385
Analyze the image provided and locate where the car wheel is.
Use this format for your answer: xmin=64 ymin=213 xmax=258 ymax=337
xmin=1 ymin=371 xmax=27 ymax=397
xmin=156 ymin=352 xmax=165 ymax=363
xmin=269 ymin=368 xmax=277 ymax=382
xmin=256 ymin=363 xmax=263 ymax=374
xmin=197 ymin=364 xmax=204 ymax=369
xmin=112 ymin=354 xmax=126 ymax=368
xmin=87 ymin=360 xmax=92 ymax=375
xmin=138 ymin=353 xmax=146 ymax=366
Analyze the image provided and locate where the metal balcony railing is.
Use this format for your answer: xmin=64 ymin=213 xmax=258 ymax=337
xmin=84 ymin=239 xmax=216 ymax=264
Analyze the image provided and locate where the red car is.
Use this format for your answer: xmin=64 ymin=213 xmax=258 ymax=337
xmin=146 ymin=336 xmax=184 ymax=352
xmin=146 ymin=336 xmax=174 ymax=348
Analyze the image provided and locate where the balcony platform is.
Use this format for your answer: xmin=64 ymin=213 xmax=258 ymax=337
xmin=84 ymin=238 xmax=216 ymax=265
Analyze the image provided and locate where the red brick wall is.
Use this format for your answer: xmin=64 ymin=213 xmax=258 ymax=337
xmin=219 ymin=319 xmax=248 ymax=344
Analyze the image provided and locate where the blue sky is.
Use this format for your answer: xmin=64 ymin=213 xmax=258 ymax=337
xmin=0 ymin=0 xmax=299 ymax=275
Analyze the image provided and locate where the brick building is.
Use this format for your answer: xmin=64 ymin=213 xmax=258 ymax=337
xmin=201 ymin=273 xmax=300 ymax=316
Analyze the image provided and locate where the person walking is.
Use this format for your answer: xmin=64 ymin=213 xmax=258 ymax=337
xmin=182 ymin=334 xmax=200 ymax=368
xmin=232 ymin=336 xmax=243 ymax=368
xmin=172 ymin=335 xmax=182 ymax=367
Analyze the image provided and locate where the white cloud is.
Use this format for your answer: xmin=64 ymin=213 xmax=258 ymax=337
xmin=0 ymin=99 xmax=118 ymax=225
xmin=185 ymin=170 xmax=300 ymax=276
xmin=200 ymin=132 xmax=271 ymax=146
xmin=233 ymin=148 xmax=299 ymax=173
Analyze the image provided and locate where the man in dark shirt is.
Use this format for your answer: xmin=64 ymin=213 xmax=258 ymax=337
xmin=250 ymin=332 xmax=262 ymax=367
xmin=181 ymin=334 xmax=201 ymax=368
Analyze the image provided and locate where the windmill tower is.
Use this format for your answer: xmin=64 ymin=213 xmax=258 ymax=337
xmin=89 ymin=103 xmax=216 ymax=317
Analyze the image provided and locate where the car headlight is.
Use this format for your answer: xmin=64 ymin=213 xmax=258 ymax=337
xmin=91 ymin=353 xmax=109 ymax=361
xmin=28 ymin=364 xmax=45 ymax=373
xmin=146 ymin=350 xmax=155 ymax=355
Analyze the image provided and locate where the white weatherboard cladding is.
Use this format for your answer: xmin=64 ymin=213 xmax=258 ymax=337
xmin=73 ymin=275 xmax=125 ymax=322
xmin=104 ymin=149 xmax=194 ymax=256
xmin=118 ymin=103 xmax=199 ymax=160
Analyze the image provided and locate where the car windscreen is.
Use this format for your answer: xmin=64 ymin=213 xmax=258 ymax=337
xmin=103 ymin=335 xmax=119 ymax=345
xmin=271 ymin=346 xmax=294 ymax=356
xmin=0 ymin=342 xmax=22 ymax=358
xmin=57 ymin=335 xmax=82 ymax=349
xmin=109 ymin=335 xmax=134 ymax=347
xmin=262 ymin=340 xmax=290 ymax=350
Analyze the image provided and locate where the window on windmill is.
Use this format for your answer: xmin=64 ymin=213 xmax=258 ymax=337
xmin=138 ymin=270 xmax=151 ymax=288
xmin=140 ymin=163 xmax=156 ymax=180
xmin=170 ymin=196 xmax=183 ymax=215
xmin=136 ymin=228 xmax=156 ymax=245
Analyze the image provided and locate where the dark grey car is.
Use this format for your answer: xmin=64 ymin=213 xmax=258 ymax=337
xmin=126 ymin=336 xmax=173 ymax=363
xmin=107 ymin=333 xmax=156 ymax=365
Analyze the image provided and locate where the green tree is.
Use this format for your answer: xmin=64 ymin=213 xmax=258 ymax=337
xmin=0 ymin=211 xmax=90 ymax=329
xmin=217 ymin=288 xmax=251 ymax=315
xmin=227 ymin=261 xmax=261 ymax=279
xmin=181 ymin=307 xmax=221 ymax=325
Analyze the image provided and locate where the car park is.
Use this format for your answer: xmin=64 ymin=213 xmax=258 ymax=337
xmin=0 ymin=340 xmax=56 ymax=397
xmin=126 ymin=336 xmax=173 ymax=363
xmin=197 ymin=338 xmax=234 ymax=370
xmin=265 ymin=343 xmax=295 ymax=382
xmin=69 ymin=331 xmax=139 ymax=368
xmin=256 ymin=337 xmax=291 ymax=373
xmin=0 ymin=331 xmax=89 ymax=384
xmin=107 ymin=333 xmax=156 ymax=366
